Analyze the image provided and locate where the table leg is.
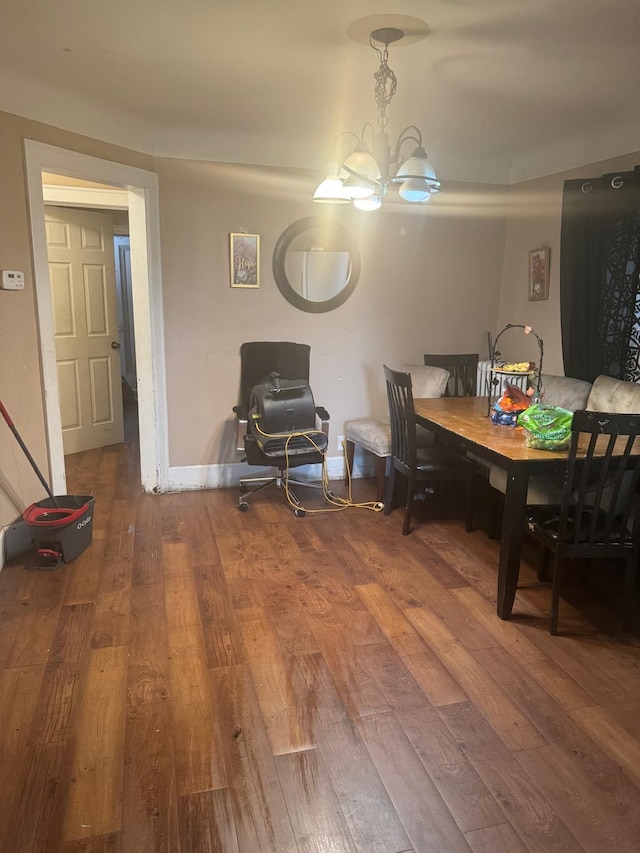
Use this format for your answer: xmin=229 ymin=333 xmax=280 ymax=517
xmin=497 ymin=470 xmax=529 ymax=619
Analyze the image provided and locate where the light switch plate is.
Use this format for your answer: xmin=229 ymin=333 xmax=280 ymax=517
xmin=1 ymin=270 xmax=25 ymax=290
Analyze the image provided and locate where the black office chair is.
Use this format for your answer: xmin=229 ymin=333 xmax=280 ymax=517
xmin=423 ymin=353 xmax=479 ymax=397
xmin=526 ymin=410 xmax=640 ymax=634
xmin=383 ymin=365 xmax=476 ymax=534
xmin=233 ymin=342 xmax=329 ymax=515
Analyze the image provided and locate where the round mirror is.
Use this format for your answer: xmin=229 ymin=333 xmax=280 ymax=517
xmin=272 ymin=216 xmax=361 ymax=313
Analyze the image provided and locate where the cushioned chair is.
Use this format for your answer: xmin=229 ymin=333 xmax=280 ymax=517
xmin=423 ymin=353 xmax=479 ymax=397
xmin=344 ymin=419 xmax=390 ymax=502
xmin=383 ymin=364 xmax=477 ymax=534
xmin=488 ymin=374 xmax=595 ymax=532
xmin=586 ymin=374 xmax=640 ymax=413
xmin=344 ymin=364 xmax=450 ymax=502
xmin=525 ymin=410 xmax=640 ymax=634
xmin=233 ymin=341 xmax=329 ymax=515
xmin=540 ymin=374 xmax=593 ymax=410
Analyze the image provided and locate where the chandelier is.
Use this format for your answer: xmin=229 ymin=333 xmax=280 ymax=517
xmin=313 ymin=26 xmax=440 ymax=211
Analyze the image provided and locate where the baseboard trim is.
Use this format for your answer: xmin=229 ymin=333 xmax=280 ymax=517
xmin=165 ymin=453 xmax=375 ymax=493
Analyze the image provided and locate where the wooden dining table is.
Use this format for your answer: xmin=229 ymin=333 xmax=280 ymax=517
xmin=414 ymin=395 xmax=570 ymax=620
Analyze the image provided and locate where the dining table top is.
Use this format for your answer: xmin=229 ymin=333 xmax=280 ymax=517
xmin=413 ymin=395 xmax=570 ymax=464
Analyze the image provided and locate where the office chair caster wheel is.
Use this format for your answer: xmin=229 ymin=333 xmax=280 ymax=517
xmin=239 ymin=501 xmax=249 ymax=512
xmin=294 ymin=508 xmax=305 ymax=517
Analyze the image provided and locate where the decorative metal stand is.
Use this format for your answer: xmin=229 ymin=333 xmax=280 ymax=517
xmin=487 ymin=323 xmax=544 ymax=416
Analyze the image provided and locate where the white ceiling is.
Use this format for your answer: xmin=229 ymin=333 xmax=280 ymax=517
xmin=2 ymin=0 xmax=639 ymax=185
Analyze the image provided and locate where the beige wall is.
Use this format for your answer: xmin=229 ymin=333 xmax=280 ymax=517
xmin=497 ymin=151 xmax=640 ymax=372
xmin=156 ymin=160 xmax=508 ymax=466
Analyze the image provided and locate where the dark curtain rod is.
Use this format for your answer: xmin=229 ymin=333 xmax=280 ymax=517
xmin=581 ymin=165 xmax=640 ymax=194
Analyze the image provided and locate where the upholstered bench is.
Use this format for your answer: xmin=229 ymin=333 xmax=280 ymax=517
xmin=344 ymin=418 xmax=390 ymax=502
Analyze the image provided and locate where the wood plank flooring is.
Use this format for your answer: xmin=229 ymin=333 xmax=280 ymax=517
xmin=1 ymin=407 xmax=640 ymax=852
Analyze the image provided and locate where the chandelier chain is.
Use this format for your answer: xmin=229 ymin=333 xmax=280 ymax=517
xmin=373 ymin=45 xmax=397 ymax=131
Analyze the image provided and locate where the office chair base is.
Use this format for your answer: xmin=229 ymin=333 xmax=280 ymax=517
xmin=238 ymin=471 xmax=324 ymax=515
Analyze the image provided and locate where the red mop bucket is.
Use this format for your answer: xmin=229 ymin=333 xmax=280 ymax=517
xmin=1 ymin=398 xmax=96 ymax=569
xmin=23 ymin=495 xmax=95 ymax=569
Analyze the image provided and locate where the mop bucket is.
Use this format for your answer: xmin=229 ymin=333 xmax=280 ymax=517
xmin=23 ymin=495 xmax=95 ymax=569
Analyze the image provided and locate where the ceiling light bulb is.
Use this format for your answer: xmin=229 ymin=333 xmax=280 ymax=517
xmin=313 ymin=177 xmax=352 ymax=204
xmin=343 ymin=174 xmax=375 ymax=200
xmin=354 ymin=195 xmax=382 ymax=211
xmin=398 ymin=179 xmax=431 ymax=203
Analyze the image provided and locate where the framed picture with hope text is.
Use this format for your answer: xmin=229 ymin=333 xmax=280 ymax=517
xmin=230 ymin=233 xmax=260 ymax=288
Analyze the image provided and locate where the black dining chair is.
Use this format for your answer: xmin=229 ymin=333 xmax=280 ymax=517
xmin=423 ymin=353 xmax=479 ymax=397
xmin=383 ymin=365 xmax=477 ymax=534
xmin=423 ymin=352 xmax=503 ymax=532
xmin=525 ymin=410 xmax=640 ymax=634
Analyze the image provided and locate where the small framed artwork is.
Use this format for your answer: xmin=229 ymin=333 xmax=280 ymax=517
xmin=528 ymin=246 xmax=550 ymax=301
xmin=230 ymin=233 xmax=260 ymax=288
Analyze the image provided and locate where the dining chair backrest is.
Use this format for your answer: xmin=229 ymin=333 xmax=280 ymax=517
xmin=423 ymin=353 xmax=479 ymax=397
xmin=559 ymin=410 xmax=640 ymax=549
xmin=383 ymin=365 xmax=417 ymax=478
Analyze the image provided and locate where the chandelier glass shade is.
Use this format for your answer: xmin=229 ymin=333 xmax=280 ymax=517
xmin=313 ymin=26 xmax=440 ymax=210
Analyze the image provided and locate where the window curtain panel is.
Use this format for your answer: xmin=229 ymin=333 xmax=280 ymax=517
xmin=560 ymin=166 xmax=640 ymax=383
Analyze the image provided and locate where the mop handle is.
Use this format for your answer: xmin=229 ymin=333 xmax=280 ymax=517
xmin=0 ymin=399 xmax=14 ymax=427
xmin=0 ymin=399 xmax=59 ymax=504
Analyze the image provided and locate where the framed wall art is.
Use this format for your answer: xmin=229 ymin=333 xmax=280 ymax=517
xmin=528 ymin=246 xmax=550 ymax=301
xmin=230 ymin=232 xmax=260 ymax=288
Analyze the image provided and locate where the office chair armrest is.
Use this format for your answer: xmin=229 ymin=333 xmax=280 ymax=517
xmin=315 ymin=406 xmax=330 ymax=436
xmin=233 ymin=405 xmax=248 ymax=452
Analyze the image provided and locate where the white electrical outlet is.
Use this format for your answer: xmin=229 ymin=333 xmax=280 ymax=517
xmin=337 ymin=434 xmax=346 ymax=451
xmin=1 ymin=270 xmax=25 ymax=290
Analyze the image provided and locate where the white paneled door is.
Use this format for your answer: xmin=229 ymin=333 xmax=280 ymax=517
xmin=45 ymin=207 xmax=124 ymax=455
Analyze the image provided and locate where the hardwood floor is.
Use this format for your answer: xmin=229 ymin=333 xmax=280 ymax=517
xmin=1 ymin=405 xmax=639 ymax=852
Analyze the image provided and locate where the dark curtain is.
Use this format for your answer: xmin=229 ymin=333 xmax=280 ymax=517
xmin=560 ymin=166 xmax=640 ymax=382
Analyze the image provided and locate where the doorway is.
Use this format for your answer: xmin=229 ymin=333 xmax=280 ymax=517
xmin=24 ymin=141 xmax=168 ymax=495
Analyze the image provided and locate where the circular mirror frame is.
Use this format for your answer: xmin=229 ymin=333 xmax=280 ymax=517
xmin=272 ymin=216 xmax=361 ymax=313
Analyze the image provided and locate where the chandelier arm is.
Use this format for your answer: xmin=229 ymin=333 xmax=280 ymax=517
xmin=330 ymin=130 xmax=363 ymax=157
xmin=340 ymin=162 xmax=383 ymax=191
xmin=327 ymin=125 xmax=376 ymax=165
xmin=359 ymin=122 xmax=376 ymax=147
xmin=392 ymin=126 xmax=424 ymax=162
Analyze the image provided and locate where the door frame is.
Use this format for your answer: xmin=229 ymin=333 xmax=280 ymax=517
xmin=113 ymin=234 xmax=137 ymax=394
xmin=24 ymin=140 xmax=168 ymax=494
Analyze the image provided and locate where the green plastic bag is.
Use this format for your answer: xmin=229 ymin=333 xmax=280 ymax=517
xmin=517 ymin=404 xmax=574 ymax=450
